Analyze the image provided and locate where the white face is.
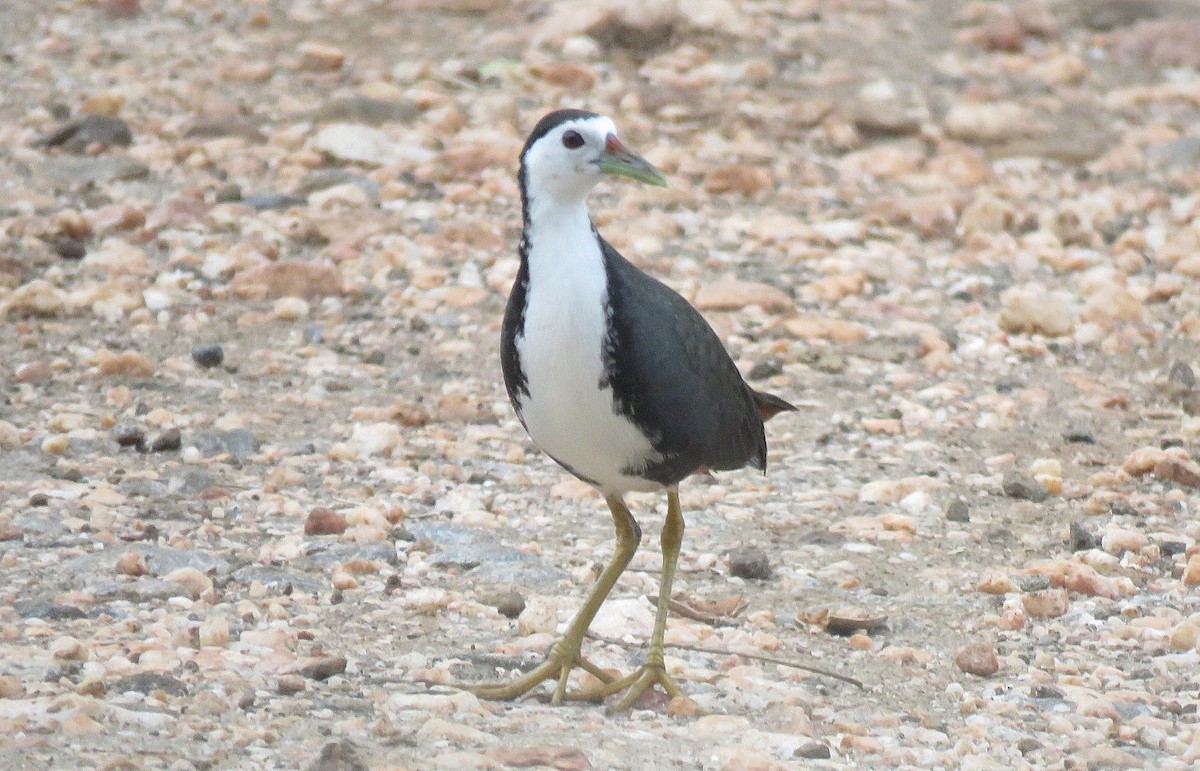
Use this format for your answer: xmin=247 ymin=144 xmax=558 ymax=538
xmin=522 ymin=115 xmax=618 ymax=203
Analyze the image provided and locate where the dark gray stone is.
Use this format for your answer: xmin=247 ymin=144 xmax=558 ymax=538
xmin=1001 ymin=469 xmax=1048 ymax=502
xmin=37 ymin=114 xmax=133 ymax=152
xmin=193 ymin=429 xmax=259 ymax=459
xmin=191 ymin=343 xmax=225 ymax=369
xmin=729 ymin=546 xmax=773 ymax=580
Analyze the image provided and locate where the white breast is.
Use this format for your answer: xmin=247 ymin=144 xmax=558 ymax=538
xmin=515 ymin=203 xmax=660 ymax=494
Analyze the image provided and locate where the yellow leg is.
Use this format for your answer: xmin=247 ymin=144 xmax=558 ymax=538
xmin=590 ymin=487 xmax=688 ymax=712
xmin=466 ymin=494 xmax=640 ymax=704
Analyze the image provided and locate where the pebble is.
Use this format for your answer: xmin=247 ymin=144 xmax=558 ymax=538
xmin=162 ymin=567 xmax=213 ymax=599
xmin=96 ymin=350 xmax=156 ymax=378
xmin=955 ymin=641 xmax=1000 ymax=676
xmin=37 ymin=114 xmax=133 ymax=151
xmin=277 ymin=675 xmax=306 ymax=695
xmin=112 ymin=424 xmax=146 ymax=451
xmin=298 ymin=42 xmax=345 ymax=71
xmin=0 ymin=279 xmax=68 ymax=318
xmin=229 ymin=260 xmax=342 ymax=300
xmin=274 ymin=296 xmax=311 ymax=320
xmin=693 ymin=280 xmax=793 ymax=312
xmin=191 ymin=343 xmax=225 ymax=368
xmin=1001 ymin=469 xmax=1048 ymax=502
xmin=313 ymin=123 xmax=412 ymax=166
xmin=1022 ymin=589 xmax=1069 ymax=619
xmin=15 ymin=360 xmax=53 ymax=383
xmin=704 ymin=165 xmax=773 ymax=195
xmin=998 ymin=284 xmax=1074 ymax=337
xmin=309 ymin=740 xmax=369 ymax=771
xmin=305 ymin=508 xmax=349 ymax=536
xmin=729 ymin=546 xmax=773 ymax=580
xmin=149 ymin=427 xmax=182 ymax=452
xmin=50 ymin=636 xmax=88 ymax=661
xmin=1068 ymin=522 xmax=1098 ymax=552
xmin=296 ymin=655 xmax=348 ymax=681
xmin=945 ymin=498 xmax=970 ymax=522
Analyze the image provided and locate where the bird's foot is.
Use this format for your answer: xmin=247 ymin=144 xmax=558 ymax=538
xmin=464 ymin=648 xmax=617 ymax=705
xmin=586 ymin=660 xmax=688 ymax=713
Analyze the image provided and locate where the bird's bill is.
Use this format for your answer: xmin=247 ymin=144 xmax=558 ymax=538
xmin=598 ymin=134 xmax=668 ymax=187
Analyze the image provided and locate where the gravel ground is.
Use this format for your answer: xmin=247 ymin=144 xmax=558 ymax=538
xmin=3 ymin=1 xmax=1200 ymax=769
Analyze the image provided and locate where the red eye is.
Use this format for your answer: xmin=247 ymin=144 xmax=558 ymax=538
xmin=561 ymin=130 xmax=584 ymax=149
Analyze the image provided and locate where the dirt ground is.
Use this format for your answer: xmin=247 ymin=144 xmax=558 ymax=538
xmin=2 ymin=0 xmax=1200 ymax=769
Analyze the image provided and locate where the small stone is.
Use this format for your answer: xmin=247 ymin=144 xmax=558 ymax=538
xmin=488 ymin=588 xmax=526 ymax=619
xmin=1123 ymin=446 xmax=1167 ymax=476
xmin=1183 ymin=554 xmax=1200 ymax=587
xmin=348 ymin=422 xmax=403 ymax=457
xmin=1016 ymin=573 xmax=1050 ymax=593
xmin=112 ymin=424 xmax=146 ymax=451
xmin=198 ymin=617 xmax=230 ymax=647
xmin=38 ymin=114 xmax=133 ymax=152
xmin=274 ymin=296 xmax=311 ymax=320
xmin=667 ymin=695 xmax=701 ymax=717
xmin=149 ymin=428 xmax=182 ymax=453
xmin=115 ymin=550 xmax=149 ymax=576
xmin=1101 ymin=528 xmax=1146 ymax=556
xmin=1168 ymin=361 xmax=1196 ymax=390
xmin=1154 ymin=457 xmax=1200 ymax=488
xmin=15 ymin=360 xmax=53 ymax=384
xmin=704 ymin=164 xmax=773 ymax=195
xmin=230 ymin=260 xmax=343 ymax=300
xmin=312 ymin=123 xmax=414 ymax=167
xmin=728 ymin=546 xmax=772 ymax=580
xmin=42 ymin=434 xmax=70 ymax=454
xmin=1063 ymin=420 xmax=1095 ymax=444
xmin=1022 ymin=589 xmax=1069 ymax=619
xmin=96 ymin=350 xmax=156 ymax=378
xmin=0 ymin=420 xmax=21 ymax=449
xmin=298 ymin=42 xmax=346 ymax=71
xmin=998 ymin=284 xmax=1073 ymax=337
xmin=308 ymin=740 xmax=368 ymax=771
xmin=794 ymin=742 xmax=832 ymax=760
xmin=945 ymin=498 xmax=970 ymax=522
xmin=76 ymin=676 xmax=106 ymax=697
xmin=694 ymin=280 xmax=793 ymax=312
xmin=50 ymin=635 xmax=88 ymax=661
xmin=191 ymin=343 xmax=224 ymax=369
xmin=0 ymin=279 xmax=68 ymax=318
xmin=977 ymin=570 xmax=1017 ymax=595
xmin=1068 ymin=521 xmax=1097 ymax=552
xmin=277 ymin=675 xmax=306 ymax=695
xmin=305 ymin=508 xmax=349 ymax=536
xmin=297 ymin=655 xmax=348 ymax=681
xmin=61 ymin=712 xmax=105 ymax=736
xmin=1002 ymin=469 xmax=1048 ymax=502
xmin=943 ymin=101 xmax=1030 ymax=143
xmin=163 ymin=566 xmax=213 ymax=599
xmin=1170 ymin=622 xmax=1200 ymax=651
xmin=955 ymin=641 xmax=1000 ymax=676
xmin=0 ymin=674 xmax=26 ymax=699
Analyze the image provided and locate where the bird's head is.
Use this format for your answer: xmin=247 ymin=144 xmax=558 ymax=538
xmin=519 ymin=109 xmax=667 ymax=206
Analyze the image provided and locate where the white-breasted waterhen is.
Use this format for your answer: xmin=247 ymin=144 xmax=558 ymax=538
xmin=470 ymin=109 xmax=796 ymax=711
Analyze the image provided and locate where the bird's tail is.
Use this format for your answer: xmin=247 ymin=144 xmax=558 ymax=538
xmin=752 ymin=389 xmax=798 ymax=422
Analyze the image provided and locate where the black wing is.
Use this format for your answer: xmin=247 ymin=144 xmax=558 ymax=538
xmin=500 ymin=258 xmax=530 ymax=412
xmin=600 ymin=240 xmax=768 ymax=486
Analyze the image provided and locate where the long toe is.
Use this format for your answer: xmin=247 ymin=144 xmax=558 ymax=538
xmin=586 ymin=663 xmax=688 ymax=713
xmin=463 ymin=651 xmax=620 ymax=705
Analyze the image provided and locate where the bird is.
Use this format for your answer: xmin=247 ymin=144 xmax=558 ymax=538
xmin=468 ymin=108 xmax=796 ymax=711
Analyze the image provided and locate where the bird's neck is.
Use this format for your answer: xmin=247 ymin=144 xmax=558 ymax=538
xmin=521 ymin=193 xmax=606 ymax=287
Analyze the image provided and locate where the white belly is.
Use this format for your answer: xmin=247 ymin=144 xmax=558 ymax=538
xmin=515 ymin=232 xmax=660 ymax=494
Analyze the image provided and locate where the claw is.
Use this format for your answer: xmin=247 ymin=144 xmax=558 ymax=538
xmin=463 ymin=649 xmax=618 ymax=704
